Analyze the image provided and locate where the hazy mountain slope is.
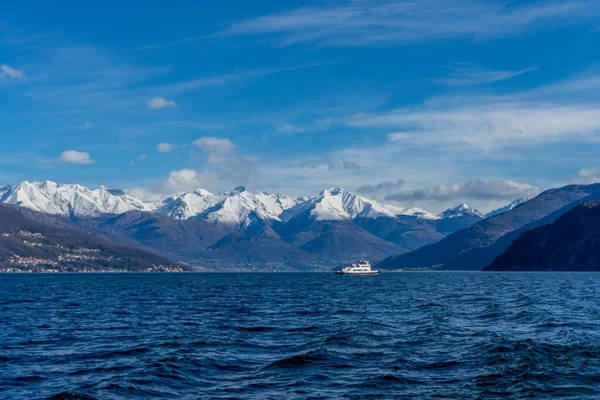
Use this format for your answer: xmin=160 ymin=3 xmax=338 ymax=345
xmin=485 ymin=202 xmax=600 ymax=271
xmin=0 ymin=204 xmax=176 ymax=271
xmin=279 ymin=216 xmax=406 ymax=263
xmin=353 ymin=216 xmax=444 ymax=251
xmin=440 ymin=197 xmax=593 ymax=271
xmin=202 ymin=218 xmax=321 ymax=271
xmin=485 ymin=198 xmax=528 ymax=218
xmin=82 ymin=211 xmax=228 ymax=261
xmin=377 ymin=184 xmax=600 ymax=270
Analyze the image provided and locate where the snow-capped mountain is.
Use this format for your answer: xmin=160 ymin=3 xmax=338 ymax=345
xmin=0 ymin=180 xmax=495 ymax=270
xmin=0 ymin=185 xmax=11 ymax=199
xmin=197 ymin=186 xmax=302 ymax=226
xmin=0 ymin=181 xmax=482 ymax=228
xmin=0 ymin=181 xmax=150 ymax=218
xmin=159 ymin=188 xmax=218 ymax=220
xmin=437 ymin=203 xmax=483 ymax=219
xmin=285 ymin=188 xmax=414 ymax=222
xmin=434 ymin=203 xmax=485 ymax=234
xmin=160 ymin=186 xmax=302 ymax=226
xmin=484 ymin=198 xmax=528 ymax=218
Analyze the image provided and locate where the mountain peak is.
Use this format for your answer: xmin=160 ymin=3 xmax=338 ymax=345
xmin=484 ymin=198 xmax=529 ymax=218
xmin=291 ymin=188 xmax=404 ymax=221
xmin=193 ymin=188 xmax=213 ymax=196
xmin=323 ymin=187 xmax=344 ymax=195
xmin=438 ymin=203 xmax=483 ymax=219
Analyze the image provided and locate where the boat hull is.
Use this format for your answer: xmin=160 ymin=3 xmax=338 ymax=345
xmin=335 ymin=271 xmax=379 ymax=275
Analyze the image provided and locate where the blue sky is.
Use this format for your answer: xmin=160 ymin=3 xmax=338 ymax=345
xmin=2 ymin=0 xmax=600 ymax=212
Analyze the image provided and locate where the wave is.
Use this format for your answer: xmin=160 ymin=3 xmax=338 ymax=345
xmin=237 ymin=326 xmax=277 ymax=332
xmin=44 ymin=393 xmax=97 ymax=400
xmin=266 ymin=350 xmax=328 ymax=368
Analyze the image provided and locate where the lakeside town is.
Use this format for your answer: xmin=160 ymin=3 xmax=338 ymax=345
xmin=0 ymin=230 xmax=184 ymax=273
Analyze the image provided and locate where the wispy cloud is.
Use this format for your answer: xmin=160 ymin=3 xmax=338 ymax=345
xmin=19 ymin=38 xmax=334 ymax=115
xmin=153 ymin=61 xmax=339 ymax=95
xmin=218 ymin=0 xmax=597 ymax=47
xmin=0 ymin=64 xmax=25 ymax=79
xmin=436 ymin=63 xmax=538 ymax=86
xmin=347 ymin=71 xmax=600 ymax=149
xmin=273 ymin=118 xmax=334 ymax=136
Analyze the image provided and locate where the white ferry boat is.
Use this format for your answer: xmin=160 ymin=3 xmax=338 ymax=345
xmin=336 ymin=260 xmax=379 ymax=275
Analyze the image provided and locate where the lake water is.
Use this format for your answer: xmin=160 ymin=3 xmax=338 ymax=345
xmin=2 ymin=272 xmax=600 ymax=399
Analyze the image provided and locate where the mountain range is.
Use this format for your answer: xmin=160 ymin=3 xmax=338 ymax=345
xmin=4 ymin=179 xmax=600 ymax=272
xmin=377 ymin=184 xmax=600 ymax=271
xmin=0 ymin=181 xmax=489 ymax=270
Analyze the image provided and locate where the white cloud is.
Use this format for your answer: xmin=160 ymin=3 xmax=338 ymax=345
xmin=156 ymin=142 xmax=176 ymax=153
xmin=0 ymin=64 xmax=25 ymax=79
xmin=219 ymin=0 xmax=597 ymax=47
xmin=437 ymin=63 xmax=539 ymax=86
xmin=84 ymin=122 xmax=94 ymax=128
xmin=148 ymin=96 xmax=176 ymax=109
xmin=57 ymin=150 xmax=95 ymax=165
xmin=193 ymin=137 xmax=235 ymax=155
xmin=573 ymin=168 xmax=600 ymax=184
xmin=128 ymin=169 xmax=219 ymax=200
xmin=350 ymin=103 xmax=600 ymax=148
xmin=386 ymin=179 xmax=541 ymax=202
xmin=164 ymin=169 xmax=201 ymax=191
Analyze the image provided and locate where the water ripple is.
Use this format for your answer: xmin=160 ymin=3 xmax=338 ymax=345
xmin=2 ymin=272 xmax=600 ymax=399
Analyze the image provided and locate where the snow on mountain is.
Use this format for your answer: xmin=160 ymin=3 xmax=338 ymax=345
xmin=1 ymin=181 xmax=446 ymax=225
xmin=437 ymin=203 xmax=483 ymax=219
xmin=484 ymin=198 xmax=529 ymax=218
xmin=158 ymin=189 xmax=218 ymax=220
xmin=160 ymin=186 xmax=302 ymax=226
xmin=286 ymin=188 xmax=407 ymax=221
xmin=401 ymin=207 xmax=438 ymax=220
xmin=199 ymin=187 xmax=300 ymax=226
xmin=0 ymin=185 xmax=11 ymax=200
xmin=1 ymin=181 xmax=151 ymax=218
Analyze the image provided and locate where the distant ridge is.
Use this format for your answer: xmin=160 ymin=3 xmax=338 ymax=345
xmin=486 ymin=201 xmax=600 ymax=271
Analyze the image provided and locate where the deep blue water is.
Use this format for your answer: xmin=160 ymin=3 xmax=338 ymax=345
xmin=2 ymin=273 xmax=600 ymax=399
